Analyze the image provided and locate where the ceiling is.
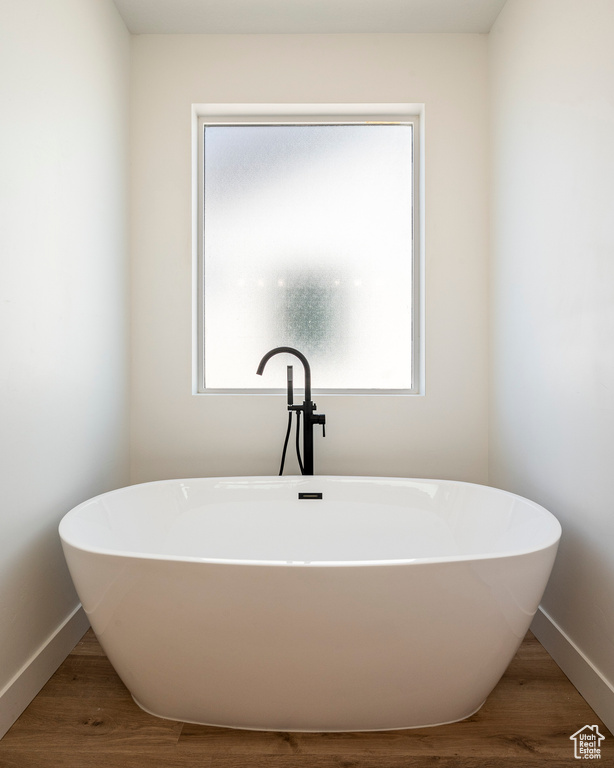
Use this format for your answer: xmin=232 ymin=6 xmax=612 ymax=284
xmin=113 ymin=0 xmax=508 ymax=35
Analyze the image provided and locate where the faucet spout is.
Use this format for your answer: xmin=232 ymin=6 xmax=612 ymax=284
xmin=256 ymin=347 xmax=324 ymax=476
xmin=256 ymin=346 xmax=312 ymax=403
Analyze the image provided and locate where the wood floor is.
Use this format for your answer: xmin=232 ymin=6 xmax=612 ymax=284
xmin=0 ymin=630 xmax=610 ymax=768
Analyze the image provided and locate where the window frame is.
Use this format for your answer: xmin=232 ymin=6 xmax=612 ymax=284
xmin=192 ymin=103 xmax=423 ymax=395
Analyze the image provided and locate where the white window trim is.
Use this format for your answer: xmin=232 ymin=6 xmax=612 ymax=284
xmin=191 ymin=103 xmax=425 ymax=395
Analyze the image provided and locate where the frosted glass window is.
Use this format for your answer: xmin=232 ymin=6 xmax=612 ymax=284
xmin=202 ymin=123 xmax=415 ymax=391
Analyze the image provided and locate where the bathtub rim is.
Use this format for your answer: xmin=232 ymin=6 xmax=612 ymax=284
xmin=58 ymin=475 xmax=562 ymax=567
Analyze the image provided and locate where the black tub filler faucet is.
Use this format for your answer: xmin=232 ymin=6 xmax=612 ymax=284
xmin=256 ymin=347 xmax=326 ymax=476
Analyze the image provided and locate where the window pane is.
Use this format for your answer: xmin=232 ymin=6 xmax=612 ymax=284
xmin=203 ymin=124 xmax=413 ymax=390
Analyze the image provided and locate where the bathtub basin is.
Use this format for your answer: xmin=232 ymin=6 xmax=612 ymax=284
xmin=59 ymin=476 xmax=561 ymax=732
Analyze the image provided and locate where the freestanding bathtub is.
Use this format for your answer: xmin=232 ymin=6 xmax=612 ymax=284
xmin=59 ymin=476 xmax=561 ymax=732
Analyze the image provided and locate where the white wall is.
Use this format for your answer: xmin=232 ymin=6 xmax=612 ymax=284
xmin=130 ymin=33 xmax=490 ymax=483
xmin=489 ymin=0 xmax=614 ymax=727
xmin=0 ymin=0 xmax=130 ymax=734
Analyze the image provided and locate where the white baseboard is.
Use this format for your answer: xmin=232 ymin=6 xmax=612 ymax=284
xmin=0 ymin=604 xmax=90 ymax=739
xmin=531 ymin=606 xmax=614 ymax=734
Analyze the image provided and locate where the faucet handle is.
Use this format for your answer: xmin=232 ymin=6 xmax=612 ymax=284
xmin=313 ymin=412 xmax=326 ymax=437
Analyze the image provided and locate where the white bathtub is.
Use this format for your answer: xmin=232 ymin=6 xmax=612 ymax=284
xmin=59 ymin=476 xmax=561 ymax=732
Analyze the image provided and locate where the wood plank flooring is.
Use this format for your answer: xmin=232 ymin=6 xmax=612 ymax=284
xmin=0 ymin=630 xmax=611 ymax=767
